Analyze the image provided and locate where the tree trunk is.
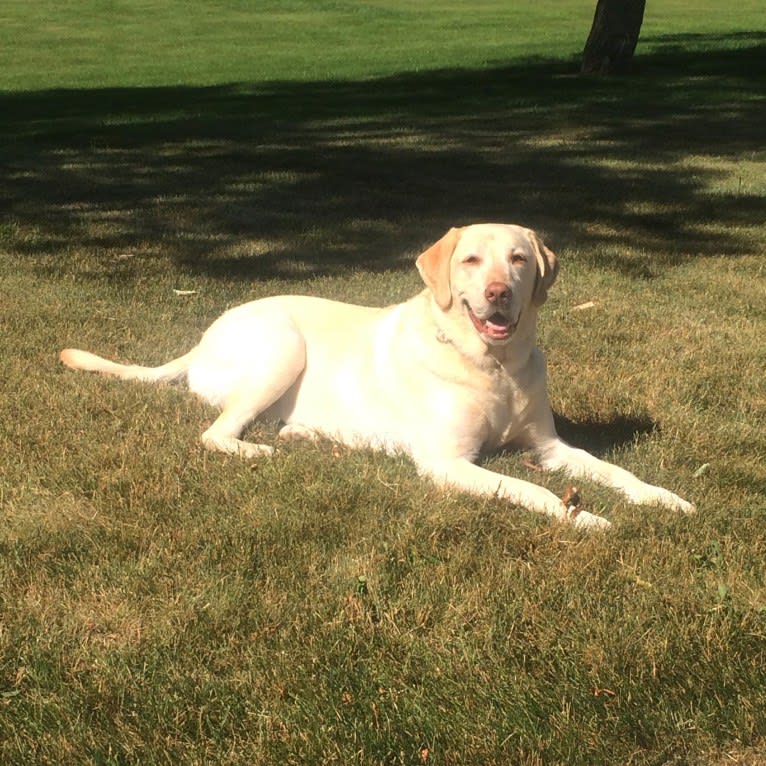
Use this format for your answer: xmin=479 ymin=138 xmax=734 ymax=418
xmin=581 ymin=0 xmax=646 ymax=75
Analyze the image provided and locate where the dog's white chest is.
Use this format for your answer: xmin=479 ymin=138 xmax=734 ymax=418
xmin=477 ymin=351 xmax=545 ymax=450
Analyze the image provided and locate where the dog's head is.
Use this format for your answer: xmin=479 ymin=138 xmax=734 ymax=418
xmin=416 ymin=223 xmax=559 ymax=346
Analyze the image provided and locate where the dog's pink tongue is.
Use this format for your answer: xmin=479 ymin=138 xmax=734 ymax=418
xmin=485 ymin=318 xmax=510 ymax=339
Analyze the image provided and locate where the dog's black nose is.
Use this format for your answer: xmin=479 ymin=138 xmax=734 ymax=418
xmin=484 ymin=282 xmax=512 ymax=303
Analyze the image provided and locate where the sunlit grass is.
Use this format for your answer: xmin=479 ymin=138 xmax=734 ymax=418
xmin=1 ymin=0 xmax=763 ymax=90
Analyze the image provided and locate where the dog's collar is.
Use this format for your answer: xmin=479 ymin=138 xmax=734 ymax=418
xmin=434 ymin=326 xmax=506 ymax=372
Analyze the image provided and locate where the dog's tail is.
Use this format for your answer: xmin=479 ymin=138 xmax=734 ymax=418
xmin=59 ymin=347 xmax=196 ymax=383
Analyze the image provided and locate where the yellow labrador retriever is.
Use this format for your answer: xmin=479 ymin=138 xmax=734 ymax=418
xmin=60 ymin=223 xmax=694 ymax=529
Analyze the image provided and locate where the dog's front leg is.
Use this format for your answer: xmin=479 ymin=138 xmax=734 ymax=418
xmin=536 ymin=438 xmax=695 ymax=514
xmin=418 ymin=457 xmax=611 ymax=530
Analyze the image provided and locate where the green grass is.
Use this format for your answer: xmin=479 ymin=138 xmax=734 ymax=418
xmin=1 ymin=1 xmax=766 ymax=764
xmin=1 ymin=0 xmax=762 ymax=90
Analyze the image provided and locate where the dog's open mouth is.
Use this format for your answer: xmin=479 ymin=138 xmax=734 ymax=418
xmin=464 ymin=302 xmax=516 ymax=340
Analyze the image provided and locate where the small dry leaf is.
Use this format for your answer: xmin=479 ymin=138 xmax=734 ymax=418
xmin=592 ymin=687 xmax=617 ymax=698
xmin=561 ymin=485 xmax=582 ymax=519
xmin=561 ymin=485 xmax=581 ymax=508
xmin=14 ymin=667 xmax=27 ymax=687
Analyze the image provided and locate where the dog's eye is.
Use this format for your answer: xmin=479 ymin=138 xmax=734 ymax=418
xmin=511 ymin=253 xmax=528 ymax=265
xmin=462 ymin=255 xmax=481 ymax=265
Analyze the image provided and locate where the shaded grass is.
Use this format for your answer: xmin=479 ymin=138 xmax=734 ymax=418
xmin=2 ymin=38 xmax=763 ymax=294
xmin=1 ymin=2 xmax=766 ymax=764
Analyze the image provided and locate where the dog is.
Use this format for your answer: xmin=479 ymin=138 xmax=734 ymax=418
xmin=60 ymin=223 xmax=695 ymax=529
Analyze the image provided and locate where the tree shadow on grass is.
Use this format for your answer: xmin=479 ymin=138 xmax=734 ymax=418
xmin=1 ymin=34 xmax=764 ymax=285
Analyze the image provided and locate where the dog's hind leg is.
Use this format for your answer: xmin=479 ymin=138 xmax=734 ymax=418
xmin=201 ymin=393 xmax=279 ymax=459
xmin=278 ymin=423 xmax=319 ymax=442
xmin=197 ymin=327 xmax=307 ymax=460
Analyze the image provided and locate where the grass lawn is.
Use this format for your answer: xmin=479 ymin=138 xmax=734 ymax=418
xmin=1 ymin=1 xmax=765 ymax=764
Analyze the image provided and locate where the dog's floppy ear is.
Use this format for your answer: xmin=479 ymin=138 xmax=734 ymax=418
xmin=527 ymin=229 xmax=559 ymax=306
xmin=416 ymin=227 xmax=463 ymax=310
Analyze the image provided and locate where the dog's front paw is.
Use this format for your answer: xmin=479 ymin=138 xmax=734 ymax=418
xmin=572 ymin=509 xmax=612 ymax=531
xmin=560 ymin=487 xmax=611 ymax=531
xmin=669 ymin=494 xmax=696 ymax=515
xmin=650 ymin=487 xmax=696 ymax=515
xmin=625 ymin=484 xmax=695 ymax=515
